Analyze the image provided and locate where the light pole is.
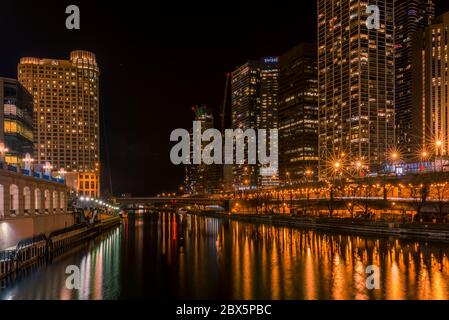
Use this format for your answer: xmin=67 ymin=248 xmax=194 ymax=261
xmin=43 ymin=162 xmax=53 ymax=177
xmin=58 ymin=168 xmax=66 ymax=179
xmin=390 ymin=150 xmax=400 ymax=174
xmin=420 ymin=150 xmax=428 ymax=173
xmin=354 ymin=160 xmax=365 ymax=178
xmin=436 ymin=140 xmax=443 ymax=172
xmin=305 ymin=169 xmax=313 ymax=200
xmin=0 ymin=143 xmax=9 ymax=168
xmin=23 ymin=153 xmax=34 ymax=173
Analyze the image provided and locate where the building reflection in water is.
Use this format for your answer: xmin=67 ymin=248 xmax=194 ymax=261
xmin=1 ymin=212 xmax=448 ymax=300
xmin=165 ymin=213 xmax=449 ymax=300
xmin=0 ymin=227 xmax=122 ymax=300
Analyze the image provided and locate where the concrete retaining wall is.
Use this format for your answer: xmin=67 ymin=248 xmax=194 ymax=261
xmin=0 ymin=214 xmax=75 ymax=250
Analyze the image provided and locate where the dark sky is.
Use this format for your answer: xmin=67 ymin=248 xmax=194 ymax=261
xmin=1 ymin=0 xmax=449 ymax=197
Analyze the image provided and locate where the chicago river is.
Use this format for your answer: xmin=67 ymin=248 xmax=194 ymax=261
xmin=1 ymin=212 xmax=449 ymax=300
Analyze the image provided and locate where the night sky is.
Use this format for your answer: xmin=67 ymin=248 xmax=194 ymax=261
xmin=1 ymin=0 xmax=449 ymax=197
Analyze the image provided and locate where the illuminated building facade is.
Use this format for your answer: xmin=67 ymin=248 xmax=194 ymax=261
xmin=231 ymin=61 xmax=261 ymax=190
xmin=184 ymin=105 xmax=222 ymax=194
xmin=412 ymin=11 xmax=449 ymax=161
xmin=231 ymin=58 xmax=279 ymax=189
xmin=395 ymin=0 xmax=434 ymax=160
xmin=18 ymin=51 xmax=100 ymax=197
xmin=318 ymin=0 xmax=395 ymax=178
xmin=0 ymin=77 xmax=34 ymax=165
xmin=278 ymin=43 xmax=318 ymax=184
xmin=259 ymin=57 xmax=280 ymax=188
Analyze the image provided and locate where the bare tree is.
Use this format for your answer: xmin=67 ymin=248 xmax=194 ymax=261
xmin=354 ymin=184 xmax=374 ymax=219
xmin=430 ymin=183 xmax=449 ymax=222
xmin=409 ymin=183 xmax=429 ymax=222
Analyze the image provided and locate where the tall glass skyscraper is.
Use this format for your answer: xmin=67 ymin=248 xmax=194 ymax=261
xmin=318 ymin=0 xmax=395 ymax=178
xmin=278 ymin=43 xmax=318 ymax=184
xmin=231 ymin=57 xmax=279 ymax=190
xmin=412 ymin=11 xmax=449 ymax=162
xmin=395 ymin=0 xmax=434 ymax=160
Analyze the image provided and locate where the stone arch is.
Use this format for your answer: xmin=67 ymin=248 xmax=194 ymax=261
xmin=53 ymin=191 xmax=58 ymax=213
xmin=60 ymin=191 xmax=65 ymax=210
xmin=35 ymin=189 xmax=42 ymax=214
xmin=23 ymin=186 xmax=31 ymax=214
xmin=44 ymin=190 xmax=51 ymax=213
xmin=9 ymin=184 xmax=19 ymax=215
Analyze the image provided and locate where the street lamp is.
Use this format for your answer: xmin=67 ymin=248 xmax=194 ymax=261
xmin=388 ymin=149 xmax=401 ymax=174
xmin=436 ymin=140 xmax=444 ymax=172
xmin=58 ymin=168 xmax=66 ymax=179
xmin=23 ymin=153 xmax=34 ymax=171
xmin=334 ymin=161 xmax=341 ymax=172
xmin=0 ymin=143 xmax=9 ymax=166
xmin=43 ymin=162 xmax=53 ymax=176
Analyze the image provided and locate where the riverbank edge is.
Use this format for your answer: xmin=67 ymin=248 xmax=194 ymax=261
xmin=191 ymin=211 xmax=449 ymax=243
xmin=0 ymin=216 xmax=121 ymax=280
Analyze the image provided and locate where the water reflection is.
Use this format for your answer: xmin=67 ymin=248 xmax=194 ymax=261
xmin=0 ymin=228 xmax=122 ymax=300
xmin=1 ymin=212 xmax=449 ymax=300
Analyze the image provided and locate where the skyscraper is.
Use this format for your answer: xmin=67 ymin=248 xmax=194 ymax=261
xmin=231 ymin=57 xmax=279 ymax=190
xmin=231 ymin=60 xmax=261 ymax=190
xmin=184 ymin=105 xmax=222 ymax=194
xmin=278 ymin=43 xmax=319 ymax=184
xmin=18 ymin=51 xmax=100 ymax=197
xmin=259 ymin=57 xmax=280 ymax=188
xmin=412 ymin=11 xmax=449 ymax=163
xmin=318 ymin=0 xmax=395 ymax=178
xmin=395 ymin=0 xmax=434 ymax=159
xmin=0 ymin=77 xmax=34 ymax=165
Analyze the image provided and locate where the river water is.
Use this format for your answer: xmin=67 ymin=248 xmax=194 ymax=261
xmin=1 ymin=212 xmax=449 ymax=300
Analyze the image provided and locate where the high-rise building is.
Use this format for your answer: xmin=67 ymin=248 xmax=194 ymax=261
xmin=395 ymin=0 xmax=434 ymax=159
xmin=278 ymin=43 xmax=319 ymax=184
xmin=18 ymin=51 xmax=100 ymax=197
xmin=412 ymin=11 xmax=449 ymax=161
xmin=260 ymin=57 xmax=279 ymax=131
xmin=184 ymin=105 xmax=222 ymax=194
xmin=0 ymin=77 xmax=34 ymax=165
xmin=231 ymin=60 xmax=261 ymax=190
xmin=259 ymin=57 xmax=280 ymax=188
xmin=318 ymin=0 xmax=395 ymax=178
xmin=231 ymin=58 xmax=279 ymax=190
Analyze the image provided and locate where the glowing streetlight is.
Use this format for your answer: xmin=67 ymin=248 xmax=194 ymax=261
xmin=0 ymin=143 xmax=9 ymax=166
xmin=43 ymin=162 xmax=53 ymax=176
xmin=58 ymin=168 xmax=66 ymax=178
xmin=0 ymin=145 xmax=8 ymax=154
xmin=22 ymin=153 xmax=34 ymax=171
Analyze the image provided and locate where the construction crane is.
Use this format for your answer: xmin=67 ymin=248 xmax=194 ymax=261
xmin=220 ymin=73 xmax=231 ymax=134
xmin=220 ymin=73 xmax=232 ymax=193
